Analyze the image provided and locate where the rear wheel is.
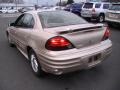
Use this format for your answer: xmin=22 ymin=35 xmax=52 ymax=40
xmin=98 ymin=14 xmax=105 ymax=23
xmin=7 ymin=34 xmax=14 ymax=47
xmin=29 ymin=49 xmax=45 ymax=77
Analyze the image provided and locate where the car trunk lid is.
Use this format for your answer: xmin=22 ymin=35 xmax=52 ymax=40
xmin=44 ymin=23 xmax=105 ymax=49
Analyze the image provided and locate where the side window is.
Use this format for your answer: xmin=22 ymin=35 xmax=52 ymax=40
xmin=103 ymin=4 xmax=109 ymax=9
xmin=95 ymin=4 xmax=101 ymax=8
xmin=14 ymin=14 xmax=25 ymax=27
xmin=22 ymin=14 xmax=35 ymax=28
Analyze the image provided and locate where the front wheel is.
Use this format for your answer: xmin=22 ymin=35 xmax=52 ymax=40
xmin=29 ymin=49 xmax=45 ymax=77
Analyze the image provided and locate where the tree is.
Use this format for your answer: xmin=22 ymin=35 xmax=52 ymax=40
xmin=56 ymin=1 xmax=67 ymax=6
xmin=67 ymin=0 xmax=74 ymax=4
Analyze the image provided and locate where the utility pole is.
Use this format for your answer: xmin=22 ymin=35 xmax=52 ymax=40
xmin=14 ymin=0 xmax=17 ymax=9
xmin=37 ymin=0 xmax=38 ymax=6
xmin=60 ymin=0 xmax=61 ymax=6
xmin=35 ymin=0 xmax=38 ymax=10
xmin=60 ymin=0 xmax=61 ymax=10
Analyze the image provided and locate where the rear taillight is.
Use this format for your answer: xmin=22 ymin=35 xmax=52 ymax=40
xmin=92 ymin=8 xmax=95 ymax=13
xmin=45 ymin=36 xmax=74 ymax=51
xmin=102 ymin=27 xmax=110 ymax=41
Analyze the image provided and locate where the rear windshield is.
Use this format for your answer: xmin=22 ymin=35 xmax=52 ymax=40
xmin=72 ymin=3 xmax=83 ymax=8
xmin=83 ymin=3 xmax=93 ymax=8
xmin=109 ymin=4 xmax=120 ymax=11
xmin=38 ymin=11 xmax=87 ymax=28
xmin=66 ymin=5 xmax=71 ymax=9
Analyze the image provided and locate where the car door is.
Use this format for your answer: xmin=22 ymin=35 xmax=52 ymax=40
xmin=15 ymin=13 xmax=35 ymax=54
xmin=9 ymin=14 xmax=25 ymax=45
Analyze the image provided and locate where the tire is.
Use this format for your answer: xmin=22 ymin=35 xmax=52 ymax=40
xmin=29 ymin=49 xmax=45 ymax=77
xmin=98 ymin=14 xmax=105 ymax=23
xmin=107 ymin=22 xmax=113 ymax=27
xmin=7 ymin=34 xmax=14 ymax=47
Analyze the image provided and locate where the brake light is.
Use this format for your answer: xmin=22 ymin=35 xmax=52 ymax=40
xmin=45 ymin=36 xmax=74 ymax=51
xmin=102 ymin=27 xmax=110 ymax=41
xmin=92 ymin=8 xmax=95 ymax=13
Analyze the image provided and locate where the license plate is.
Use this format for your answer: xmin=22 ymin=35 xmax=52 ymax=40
xmin=88 ymin=54 xmax=101 ymax=63
xmin=84 ymin=10 xmax=90 ymax=14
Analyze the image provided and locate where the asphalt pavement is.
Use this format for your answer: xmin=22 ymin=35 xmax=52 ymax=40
xmin=0 ymin=16 xmax=120 ymax=90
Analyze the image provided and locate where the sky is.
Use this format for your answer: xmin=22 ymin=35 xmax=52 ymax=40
xmin=24 ymin=0 xmax=80 ymax=5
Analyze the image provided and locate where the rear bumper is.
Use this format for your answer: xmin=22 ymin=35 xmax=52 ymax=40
xmin=81 ymin=12 xmax=99 ymax=19
xmin=37 ymin=39 xmax=112 ymax=75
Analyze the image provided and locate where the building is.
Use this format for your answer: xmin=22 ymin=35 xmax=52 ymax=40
xmin=0 ymin=0 xmax=23 ymax=4
xmin=0 ymin=3 xmax=35 ymax=10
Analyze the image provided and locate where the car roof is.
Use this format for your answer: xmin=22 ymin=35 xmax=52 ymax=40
xmin=85 ymin=2 xmax=110 ymax=4
xmin=72 ymin=3 xmax=83 ymax=5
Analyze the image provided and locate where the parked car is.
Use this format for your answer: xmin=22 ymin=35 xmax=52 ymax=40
xmin=0 ymin=7 xmax=18 ymax=13
xmin=18 ymin=7 xmax=32 ymax=13
xmin=49 ymin=6 xmax=65 ymax=10
xmin=64 ymin=3 xmax=83 ymax=15
xmin=105 ymin=3 xmax=120 ymax=27
xmin=0 ymin=7 xmax=2 ymax=13
xmin=6 ymin=10 xmax=112 ymax=76
xmin=1 ymin=8 xmax=8 ymax=13
xmin=7 ymin=9 xmax=18 ymax=13
xmin=0 ymin=10 xmax=2 ymax=13
xmin=81 ymin=2 xmax=111 ymax=22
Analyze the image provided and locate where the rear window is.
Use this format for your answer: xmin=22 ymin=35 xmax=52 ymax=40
xmin=72 ymin=3 xmax=83 ymax=8
xmin=95 ymin=4 xmax=101 ymax=8
xmin=38 ymin=11 xmax=87 ymax=28
xmin=83 ymin=3 xmax=93 ymax=8
xmin=109 ymin=4 xmax=120 ymax=11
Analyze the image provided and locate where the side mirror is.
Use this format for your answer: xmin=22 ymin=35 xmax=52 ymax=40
xmin=9 ymin=22 xmax=15 ymax=26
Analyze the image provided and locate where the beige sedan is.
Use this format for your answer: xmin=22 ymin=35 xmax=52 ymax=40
xmin=6 ymin=10 xmax=112 ymax=76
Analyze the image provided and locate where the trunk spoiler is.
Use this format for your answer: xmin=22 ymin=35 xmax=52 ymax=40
xmin=59 ymin=26 xmax=102 ymax=34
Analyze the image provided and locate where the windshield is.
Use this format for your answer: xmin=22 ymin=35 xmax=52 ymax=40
xmin=83 ymin=3 xmax=93 ymax=8
xmin=72 ymin=3 xmax=83 ymax=8
xmin=109 ymin=4 xmax=120 ymax=11
xmin=38 ymin=11 xmax=87 ymax=28
xmin=66 ymin=5 xmax=71 ymax=9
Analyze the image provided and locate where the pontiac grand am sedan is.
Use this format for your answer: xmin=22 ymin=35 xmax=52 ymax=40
xmin=6 ymin=10 xmax=112 ymax=76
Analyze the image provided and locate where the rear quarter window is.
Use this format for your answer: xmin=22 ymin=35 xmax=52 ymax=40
xmin=103 ymin=4 xmax=109 ymax=9
xmin=95 ymin=4 xmax=101 ymax=8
